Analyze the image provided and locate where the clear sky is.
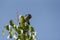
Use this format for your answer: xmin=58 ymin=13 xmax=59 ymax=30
xmin=0 ymin=0 xmax=60 ymax=40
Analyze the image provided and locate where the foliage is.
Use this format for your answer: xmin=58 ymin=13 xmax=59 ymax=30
xmin=2 ymin=14 xmax=37 ymax=40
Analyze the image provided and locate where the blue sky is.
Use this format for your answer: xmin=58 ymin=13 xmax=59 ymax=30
xmin=0 ymin=0 xmax=60 ymax=40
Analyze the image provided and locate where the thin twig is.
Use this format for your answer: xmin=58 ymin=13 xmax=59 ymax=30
xmin=16 ymin=9 xmax=19 ymax=24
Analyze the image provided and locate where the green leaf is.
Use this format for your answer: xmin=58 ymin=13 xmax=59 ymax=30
xmin=10 ymin=34 xmax=12 ymax=38
xmin=2 ymin=30 xmax=5 ymax=35
xmin=7 ymin=34 xmax=12 ymax=39
xmin=29 ymin=26 xmax=35 ymax=32
xmin=9 ymin=29 xmax=12 ymax=34
xmin=9 ymin=32 xmax=12 ymax=39
xmin=9 ymin=20 xmax=14 ymax=26
xmin=24 ymin=25 xmax=29 ymax=32
xmin=29 ymin=36 xmax=33 ymax=40
xmin=4 ymin=25 xmax=9 ymax=30
xmin=14 ymin=26 xmax=17 ymax=31
xmin=19 ymin=16 xmax=25 ymax=24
